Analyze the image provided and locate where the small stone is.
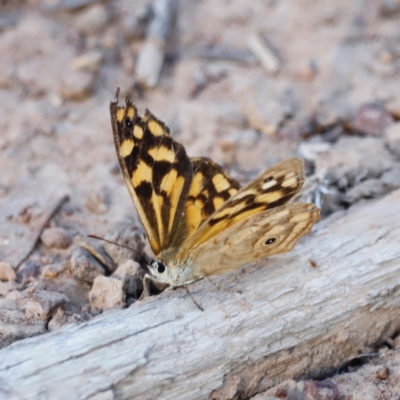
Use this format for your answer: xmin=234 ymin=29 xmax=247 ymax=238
xmin=376 ymin=366 xmax=390 ymax=380
xmin=0 ymin=262 xmax=16 ymax=282
xmin=89 ymin=276 xmax=125 ymax=311
xmin=70 ymin=247 xmax=106 ymax=284
xmin=5 ymin=290 xmax=27 ymax=307
xmin=299 ymin=141 xmax=331 ymax=162
xmin=0 ymin=281 xmax=18 ymax=297
xmin=315 ymin=98 xmax=353 ymax=128
xmin=59 ymin=69 xmax=94 ymax=101
xmin=122 ymin=11 xmax=149 ymax=40
xmin=384 ymin=122 xmax=400 ymax=156
xmin=71 ymin=50 xmax=103 ymax=73
xmin=47 ymin=308 xmax=68 ymax=331
xmin=25 ymin=290 xmax=69 ymax=320
xmin=0 ymin=300 xmax=46 ymax=348
xmin=112 ymin=260 xmax=144 ymax=297
xmin=298 ymin=59 xmax=318 ymax=81
xmin=246 ymin=99 xmax=285 ymax=136
xmin=380 ymin=0 xmax=400 ymax=17
xmin=79 ymin=240 xmax=117 ymax=274
xmin=368 ymin=59 xmax=397 ymax=78
xmin=42 ymin=262 xmax=68 ymax=279
xmin=353 ymin=103 xmax=394 ymax=136
xmin=85 ymin=188 xmax=110 ymax=215
xmin=387 ymin=98 xmax=400 ymax=119
xmin=75 ymin=4 xmax=109 ymax=34
xmin=41 ymin=227 xmax=73 ymax=249
xmin=295 ymin=380 xmax=340 ymax=400
xmin=379 ymin=50 xmax=394 ymax=64
xmin=18 ymin=261 xmax=41 ymax=283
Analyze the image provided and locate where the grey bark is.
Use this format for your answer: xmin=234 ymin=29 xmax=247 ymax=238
xmin=1 ymin=190 xmax=400 ymax=400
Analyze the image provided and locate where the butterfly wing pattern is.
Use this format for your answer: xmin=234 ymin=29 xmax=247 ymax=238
xmin=110 ymin=94 xmax=320 ymax=287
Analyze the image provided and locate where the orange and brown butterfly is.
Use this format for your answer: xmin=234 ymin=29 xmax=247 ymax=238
xmin=110 ymin=93 xmax=320 ymax=287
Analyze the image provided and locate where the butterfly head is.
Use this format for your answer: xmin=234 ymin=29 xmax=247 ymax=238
xmin=146 ymin=258 xmax=195 ymax=287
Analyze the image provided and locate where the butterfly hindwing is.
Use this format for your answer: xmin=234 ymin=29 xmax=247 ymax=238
xmin=110 ymin=97 xmax=193 ymax=256
xmin=182 ymin=203 xmax=320 ymax=279
xmin=185 ymin=157 xmax=240 ymax=237
xmin=176 ymin=158 xmax=305 ymax=258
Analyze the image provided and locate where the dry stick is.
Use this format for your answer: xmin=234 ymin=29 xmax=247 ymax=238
xmin=15 ymin=195 xmax=69 ymax=269
xmin=187 ymin=46 xmax=256 ymax=64
xmin=247 ymin=32 xmax=280 ymax=74
xmin=136 ymin=0 xmax=174 ymax=88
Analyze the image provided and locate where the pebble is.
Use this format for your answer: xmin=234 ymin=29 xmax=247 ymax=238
xmin=122 ymin=10 xmax=149 ymax=40
xmin=25 ymin=290 xmax=69 ymax=320
xmin=315 ymin=98 xmax=353 ymax=128
xmin=89 ymin=276 xmax=125 ymax=311
xmin=0 ymin=262 xmax=16 ymax=282
xmin=42 ymin=262 xmax=68 ymax=279
xmin=47 ymin=308 xmax=68 ymax=331
xmin=79 ymin=240 xmax=117 ymax=274
xmin=298 ymin=59 xmax=318 ymax=81
xmin=0 ymin=281 xmax=17 ymax=297
xmin=85 ymin=188 xmax=110 ymax=215
xmin=112 ymin=260 xmax=144 ymax=297
xmin=384 ymin=122 xmax=400 ymax=156
xmin=59 ymin=69 xmax=94 ymax=101
xmin=353 ymin=103 xmax=394 ymax=136
xmin=376 ymin=366 xmax=390 ymax=380
xmin=70 ymin=247 xmax=106 ymax=284
xmin=71 ymin=50 xmax=103 ymax=73
xmin=75 ymin=4 xmax=109 ymax=35
xmin=41 ymin=227 xmax=73 ymax=249
xmin=246 ymin=99 xmax=285 ymax=136
xmin=380 ymin=0 xmax=400 ymax=17
xmin=18 ymin=261 xmax=41 ymax=283
xmin=387 ymin=98 xmax=400 ymax=119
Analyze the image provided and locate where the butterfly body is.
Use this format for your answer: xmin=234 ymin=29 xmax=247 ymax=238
xmin=110 ymin=94 xmax=320 ymax=288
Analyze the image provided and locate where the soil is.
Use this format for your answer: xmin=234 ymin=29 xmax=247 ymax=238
xmin=1 ymin=0 xmax=400 ymax=398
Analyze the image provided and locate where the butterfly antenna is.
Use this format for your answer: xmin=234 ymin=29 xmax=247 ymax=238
xmin=87 ymin=234 xmax=137 ymax=252
xmin=183 ymin=285 xmax=204 ymax=312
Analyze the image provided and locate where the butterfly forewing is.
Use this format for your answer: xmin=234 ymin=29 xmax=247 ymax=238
xmin=185 ymin=157 xmax=240 ymax=237
xmin=110 ymin=98 xmax=193 ymax=256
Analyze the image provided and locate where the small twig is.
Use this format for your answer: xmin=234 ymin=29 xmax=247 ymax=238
xmin=136 ymin=0 xmax=175 ymax=88
xmin=247 ymin=32 xmax=280 ymax=74
xmin=187 ymin=46 xmax=256 ymax=64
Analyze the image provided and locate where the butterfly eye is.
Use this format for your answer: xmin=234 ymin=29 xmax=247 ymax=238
xmin=125 ymin=118 xmax=132 ymax=127
xmin=264 ymin=238 xmax=277 ymax=246
xmin=157 ymin=263 xmax=166 ymax=273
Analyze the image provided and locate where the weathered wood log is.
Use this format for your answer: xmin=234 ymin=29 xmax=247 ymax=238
xmin=1 ymin=190 xmax=400 ymax=400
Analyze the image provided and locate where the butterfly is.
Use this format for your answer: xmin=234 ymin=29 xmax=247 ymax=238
xmin=110 ymin=94 xmax=320 ymax=289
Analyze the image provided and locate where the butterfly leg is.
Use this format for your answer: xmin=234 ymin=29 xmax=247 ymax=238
xmin=205 ymin=276 xmax=242 ymax=295
xmin=182 ymin=285 xmax=204 ymax=312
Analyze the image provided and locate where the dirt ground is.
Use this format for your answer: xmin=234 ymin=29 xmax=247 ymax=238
xmin=1 ymin=0 xmax=400 ymax=398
